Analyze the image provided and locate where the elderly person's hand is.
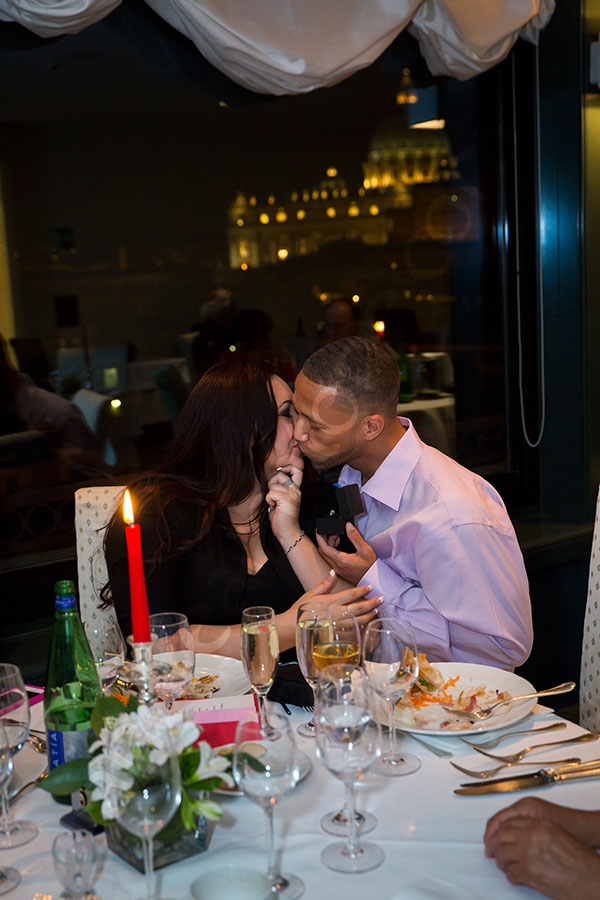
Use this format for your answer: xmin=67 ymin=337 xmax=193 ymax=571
xmin=484 ymin=797 xmax=600 ymax=899
xmin=316 ymin=522 xmax=376 ymax=585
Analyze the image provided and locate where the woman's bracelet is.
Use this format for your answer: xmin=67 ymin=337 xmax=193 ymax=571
xmin=284 ymin=531 xmax=305 ymax=555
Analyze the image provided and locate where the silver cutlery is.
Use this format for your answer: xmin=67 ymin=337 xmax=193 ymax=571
xmin=459 ymin=721 xmax=566 ymax=750
xmin=455 ymin=759 xmax=600 ymax=795
xmin=398 ymin=729 xmax=453 ymax=758
xmin=442 ymin=681 xmax=576 ymax=721
xmin=450 ymin=755 xmax=581 ymax=780
xmin=26 ymin=734 xmax=47 ymax=754
xmin=461 ymin=731 xmax=597 ymax=764
xmin=9 ymin=767 xmax=48 ymax=806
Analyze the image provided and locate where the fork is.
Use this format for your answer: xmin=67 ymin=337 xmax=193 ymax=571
xmin=442 ymin=681 xmax=575 ymax=721
xmin=462 ymin=731 xmax=598 ymax=763
xmin=397 ymin=730 xmax=453 ymax=759
xmin=459 ymin=721 xmax=566 ymax=750
xmin=450 ymin=756 xmax=582 ymax=780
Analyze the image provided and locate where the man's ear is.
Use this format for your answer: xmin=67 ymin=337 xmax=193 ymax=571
xmin=363 ymin=414 xmax=385 ymax=441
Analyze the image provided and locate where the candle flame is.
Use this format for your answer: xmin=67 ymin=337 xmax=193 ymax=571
xmin=123 ymin=489 xmax=134 ymax=525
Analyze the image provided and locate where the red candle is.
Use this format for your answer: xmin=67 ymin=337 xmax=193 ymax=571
xmin=122 ymin=489 xmax=151 ymax=643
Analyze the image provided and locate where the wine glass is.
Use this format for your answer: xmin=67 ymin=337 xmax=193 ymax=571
xmin=149 ymin=612 xmax=195 ymax=709
xmin=84 ymin=618 xmax=126 ymax=693
xmin=114 ymin=737 xmax=181 ymax=900
xmin=363 ymin=616 xmax=421 ymax=776
xmin=315 ymin=664 xmax=383 ymax=873
xmin=233 ymin=711 xmax=303 ymax=898
xmin=0 ymin=663 xmax=38 ymax=849
xmin=295 ymin=600 xmax=331 ymax=738
xmin=310 ymin=611 xmax=375 ymax=837
xmin=0 ymin=721 xmax=20 ymax=894
xmin=240 ymin=607 xmax=279 ymax=738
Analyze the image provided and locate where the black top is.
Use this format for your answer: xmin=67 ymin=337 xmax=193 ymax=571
xmin=104 ymin=500 xmax=306 ymax=638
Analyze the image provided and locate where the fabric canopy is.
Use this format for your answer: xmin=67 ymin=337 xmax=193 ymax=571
xmin=0 ymin=0 xmax=555 ymax=93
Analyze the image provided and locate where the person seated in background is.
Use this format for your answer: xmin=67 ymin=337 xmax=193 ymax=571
xmin=484 ymin=796 xmax=600 ymax=899
xmin=103 ymin=358 xmax=380 ymax=657
xmin=319 ymin=296 xmax=362 ymax=345
xmin=286 ymin=336 xmax=532 ymax=669
xmin=0 ymin=334 xmax=102 ymax=470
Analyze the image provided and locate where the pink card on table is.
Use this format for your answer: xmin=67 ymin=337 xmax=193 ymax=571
xmin=192 ymin=694 xmax=258 ymax=747
xmin=25 ymin=685 xmax=45 ymax=707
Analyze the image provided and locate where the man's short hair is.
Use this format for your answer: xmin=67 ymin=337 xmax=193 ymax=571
xmin=302 ymin=337 xmax=400 ymax=417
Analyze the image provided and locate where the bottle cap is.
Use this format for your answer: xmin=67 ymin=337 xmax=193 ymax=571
xmin=54 ymin=580 xmax=77 ymax=610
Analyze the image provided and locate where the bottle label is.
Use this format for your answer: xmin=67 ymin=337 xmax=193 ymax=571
xmin=47 ymin=728 xmax=92 ymax=770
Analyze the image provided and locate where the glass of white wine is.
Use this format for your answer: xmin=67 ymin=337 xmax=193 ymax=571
xmin=311 ymin=610 xmax=361 ymax=673
xmin=295 ymin=600 xmax=331 ymax=738
xmin=241 ymin=606 xmax=279 ymax=739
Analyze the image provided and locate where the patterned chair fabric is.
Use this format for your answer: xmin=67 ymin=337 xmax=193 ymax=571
xmin=75 ymin=485 xmax=125 ymax=628
xmin=580 ymin=486 xmax=600 ymax=731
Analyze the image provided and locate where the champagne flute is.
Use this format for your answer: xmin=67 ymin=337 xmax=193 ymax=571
xmin=241 ymin=606 xmax=279 ymax=738
xmin=233 ymin=711 xmax=303 ymax=898
xmin=0 ymin=721 xmax=20 ymax=893
xmin=315 ymin=664 xmax=383 ymax=874
xmin=363 ymin=616 xmax=421 ymax=776
xmin=311 ymin=610 xmax=375 ymax=836
xmin=149 ymin=612 xmax=195 ymax=709
xmin=84 ymin=618 xmax=126 ymax=693
xmin=295 ymin=601 xmax=331 ymax=738
xmin=114 ymin=737 xmax=181 ymax=900
xmin=0 ymin=663 xmax=38 ymax=849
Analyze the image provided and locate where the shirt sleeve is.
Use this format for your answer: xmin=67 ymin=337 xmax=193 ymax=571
xmin=361 ymin=520 xmax=532 ymax=669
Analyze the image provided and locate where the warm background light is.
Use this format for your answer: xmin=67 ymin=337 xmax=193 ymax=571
xmin=373 ymin=320 xmax=385 ymax=334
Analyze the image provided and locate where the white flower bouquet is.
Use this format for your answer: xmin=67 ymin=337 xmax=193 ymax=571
xmin=42 ymin=694 xmax=233 ymax=835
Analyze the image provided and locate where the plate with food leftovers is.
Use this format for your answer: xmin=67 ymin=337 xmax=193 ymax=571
xmin=381 ymin=658 xmax=537 ymax=735
xmin=174 ymin=653 xmax=251 ymax=701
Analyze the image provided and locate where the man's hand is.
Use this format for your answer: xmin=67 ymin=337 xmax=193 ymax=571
xmin=316 ymin=522 xmax=376 ymax=585
xmin=485 ymin=816 xmax=600 ymax=900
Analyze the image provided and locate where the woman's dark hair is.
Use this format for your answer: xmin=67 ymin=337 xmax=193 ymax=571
xmin=106 ymin=357 xmax=279 ymax=572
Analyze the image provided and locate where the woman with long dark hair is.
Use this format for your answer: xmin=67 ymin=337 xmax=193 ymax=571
xmin=104 ymin=358 xmax=379 ymax=657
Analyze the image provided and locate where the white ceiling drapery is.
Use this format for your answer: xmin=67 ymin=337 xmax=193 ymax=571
xmin=0 ymin=0 xmax=556 ymax=93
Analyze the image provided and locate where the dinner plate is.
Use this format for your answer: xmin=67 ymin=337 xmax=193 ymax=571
xmin=212 ymin=748 xmax=312 ymax=797
xmin=380 ymin=663 xmax=537 ymax=735
xmin=159 ymin=652 xmax=250 ymax=699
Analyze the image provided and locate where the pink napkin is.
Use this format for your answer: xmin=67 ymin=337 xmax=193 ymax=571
xmin=193 ymin=695 xmax=258 ymax=747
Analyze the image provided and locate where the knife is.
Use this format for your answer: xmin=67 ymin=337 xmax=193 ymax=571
xmin=455 ymin=759 xmax=600 ymax=795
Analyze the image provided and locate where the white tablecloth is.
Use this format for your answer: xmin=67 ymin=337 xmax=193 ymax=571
xmin=7 ymin=702 xmax=598 ymax=899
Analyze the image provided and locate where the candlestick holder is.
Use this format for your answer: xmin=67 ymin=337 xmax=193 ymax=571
xmin=116 ymin=642 xmax=172 ymax=705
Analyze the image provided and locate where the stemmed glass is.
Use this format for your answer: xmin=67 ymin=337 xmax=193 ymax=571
xmin=295 ymin=601 xmax=331 ymax=738
xmin=84 ymin=618 xmax=126 ymax=694
xmin=114 ymin=737 xmax=182 ymax=900
xmin=233 ymin=711 xmax=303 ymax=899
xmin=0 ymin=721 xmax=20 ymax=894
xmin=52 ymin=830 xmax=98 ymax=900
xmin=310 ymin=611 xmax=375 ymax=837
xmin=363 ymin=616 xmax=421 ymax=776
xmin=240 ymin=606 xmax=279 ymax=738
xmin=0 ymin=663 xmax=38 ymax=849
xmin=315 ymin=664 xmax=383 ymax=873
xmin=149 ymin=612 xmax=195 ymax=709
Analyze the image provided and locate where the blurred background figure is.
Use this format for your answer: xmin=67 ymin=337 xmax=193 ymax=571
xmin=191 ymin=288 xmax=237 ymax=379
xmin=319 ymin=296 xmax=362 ymax=345
xmin=0 ymin=333 xmax=102 ymax=471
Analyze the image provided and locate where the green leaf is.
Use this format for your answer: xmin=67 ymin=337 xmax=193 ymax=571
xmin=179 ymin=746 xmax=200 ymax=782
xmin=185 ymin=776 xmax=224 ymax=793
xmin=90 ymin=694 xmax=137 ymax=736
xmin=180 ymin=790 xmax=196 ymax=832
xmin=41 ymin=758 xmax=91 ymax=796
xmin=193 ymin=798 xmax=222 ymax=821
xmin=84 ymin=799 xmax=111 ymax=826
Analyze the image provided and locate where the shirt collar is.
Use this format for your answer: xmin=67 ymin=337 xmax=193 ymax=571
xmin=338 ymin=417 xmax=422 ymax=511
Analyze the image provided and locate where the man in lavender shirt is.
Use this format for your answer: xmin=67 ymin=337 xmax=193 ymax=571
xmin=292 ymin=336 xmax=532 ymax=669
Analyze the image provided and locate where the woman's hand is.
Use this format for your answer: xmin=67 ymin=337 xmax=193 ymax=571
xmin=266 ymin=461 xmax=304 ymax=546
xmin=293 ymin=570 xmax=382 ymax=630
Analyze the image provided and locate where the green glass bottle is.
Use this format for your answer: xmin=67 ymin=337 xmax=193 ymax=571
xmin=44 ymin=580 xmax=100 ymax=804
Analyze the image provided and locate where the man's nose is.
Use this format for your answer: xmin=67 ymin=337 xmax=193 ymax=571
xmin=293 ymin=418 xmax=308 ymax=442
